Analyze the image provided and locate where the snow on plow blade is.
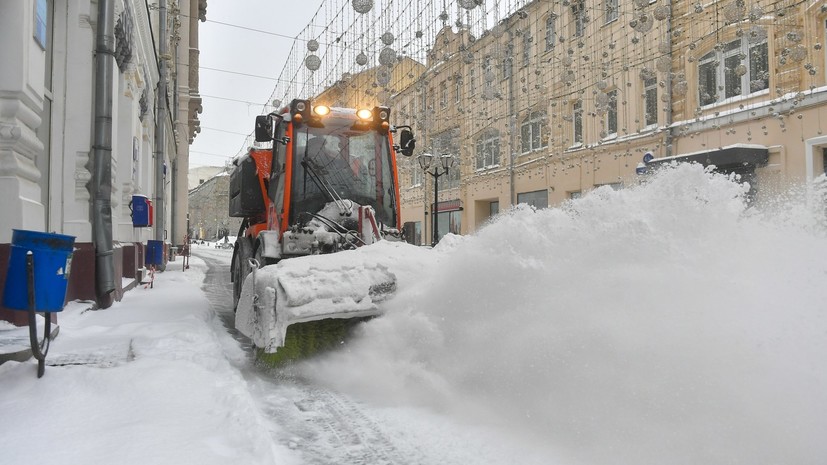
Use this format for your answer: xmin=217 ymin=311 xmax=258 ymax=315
xmin=234 ymin=251 xmax=396 ymax=360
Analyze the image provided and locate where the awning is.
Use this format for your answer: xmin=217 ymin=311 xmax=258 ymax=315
xmin=648 ymin=144 xmax=769 ymax=168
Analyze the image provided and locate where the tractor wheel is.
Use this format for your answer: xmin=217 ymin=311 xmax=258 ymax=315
xmin=254 ymin=240 xmax=279 ymax=268
xmin=232 ymin=237 xmax=254 ymax=311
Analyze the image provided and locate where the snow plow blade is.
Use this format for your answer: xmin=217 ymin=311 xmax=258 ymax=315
xmin=234 ymin=252 xmax=396 ymax=364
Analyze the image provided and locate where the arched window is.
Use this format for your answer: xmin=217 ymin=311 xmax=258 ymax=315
xmin=545 ymin=14 xmax=556 ymax=51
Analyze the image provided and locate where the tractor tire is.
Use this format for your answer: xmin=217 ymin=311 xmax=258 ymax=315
xmin=232 ymin=237 xmax=254 ymax=311
xmin=254 ymin=240 xmax=279 ymax=268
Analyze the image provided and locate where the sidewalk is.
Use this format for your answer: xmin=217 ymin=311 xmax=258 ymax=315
xmin=0 ymin=256 xmax=286 ymax=465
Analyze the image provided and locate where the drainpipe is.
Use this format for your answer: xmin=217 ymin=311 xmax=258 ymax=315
xmin=92 ymin=0 xmax=116 ymax=307
xmin=154 ymin=0 xmax=168 ymax=251
xmin=665 ymin=0 xmax=674 ymax=158
xmin=507 ymin=34 xmax=517 ymax=206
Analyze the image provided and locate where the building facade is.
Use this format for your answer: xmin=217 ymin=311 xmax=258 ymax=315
xmin=390 ymin=0 xmax=827 ymax=244
xmin=0 ymin=0 xmax=204 ymax=323
xmin=187 ymin=169 xmax=242 ymax=241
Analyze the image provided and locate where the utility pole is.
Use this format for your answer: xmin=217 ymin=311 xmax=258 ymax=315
xmin=154 ymin=0 xmax=167 ymax=245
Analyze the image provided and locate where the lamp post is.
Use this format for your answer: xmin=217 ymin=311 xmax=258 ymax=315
xmin=419 ymin=153 xmax=456 ymax=246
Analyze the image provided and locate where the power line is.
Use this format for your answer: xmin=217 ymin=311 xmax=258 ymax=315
xmin=201 ymin=94 xmax=264 ymax=106
xmin=200 ymin=126 xmax=250 ymax=136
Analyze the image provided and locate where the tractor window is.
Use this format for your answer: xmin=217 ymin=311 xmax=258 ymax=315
xmin=291 ymin=117 xmax=395 ymax=226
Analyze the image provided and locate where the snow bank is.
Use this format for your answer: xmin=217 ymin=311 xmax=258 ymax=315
xmin=300 ymin=163 xmax=827 ymax=465
xmin=0 ymin=256 xmax=284 ymax=465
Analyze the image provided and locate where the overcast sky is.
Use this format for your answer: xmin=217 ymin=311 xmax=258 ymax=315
xmin=188 ymin=0 xmax=324 ymax=168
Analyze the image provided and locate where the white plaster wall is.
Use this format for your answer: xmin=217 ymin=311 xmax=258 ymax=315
xmin=0 ymin=0 xmax=47 ymax=242
xmin=52 ymin=0 xmax=96 ymax=242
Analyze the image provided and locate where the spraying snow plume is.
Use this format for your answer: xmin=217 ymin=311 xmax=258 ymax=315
xmin=301 ymin=163 xmax=827 ymax=465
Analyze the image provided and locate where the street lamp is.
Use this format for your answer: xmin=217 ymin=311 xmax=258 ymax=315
xmin=419 ymin=152 xmax=456 ymax=246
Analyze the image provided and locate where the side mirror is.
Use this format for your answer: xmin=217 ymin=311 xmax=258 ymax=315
xmin=398 ymin=128 xmax=416 ymax=157
xmin=254 ymin=114 xmax=283 ymax=142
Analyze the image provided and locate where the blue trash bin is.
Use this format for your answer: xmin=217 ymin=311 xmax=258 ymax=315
xmin=146 ymin=240 xmax=164 ymax=266
xmin=3 ymin=229 xmax=76 ymax=312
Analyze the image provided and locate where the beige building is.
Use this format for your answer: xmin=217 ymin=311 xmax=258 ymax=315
xmin=388 ymin=0 xmax=827 ymax=245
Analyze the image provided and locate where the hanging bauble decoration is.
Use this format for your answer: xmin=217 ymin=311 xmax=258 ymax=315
xmin=305 ymin=54 xmax=321 ymax=71
xmin=659 ymin=41 xmax=671 ymax=54
xmin=378 ymin=47 xmax=397 ymax=66
xmin=749 ymin=5 xmax=764 ymax=22
xmin=562 ymin=70 xmax=576 ymax=83
xmin=672 ymin=80 xmax=688 ymax=96
xmin=786 ymin=30 xmax=803 ymax=43
xmin=272 ymin=99 xmax=282 ymax=108
xmin=492 ymin=23 xmax=506 ymax=38
xmin=789 ymin=45 xmax=807 ymax=62
xmin=376 ymin=68 xmax=391 ymax=86
xmin=485 ymin=70 xmax=496 ymax=82
xmin=563 ymin=56 xmax=574 ymax=67
xmin=723 ymin=1 xmax=745 ymax=22
xmin=735 ymin=63 xmax=748 ymax=76
xmin=694 ymin=3 xmax=704 ymax=13
xmin=439 ymin=10 xmax=449 ymax=22
xmin=596 ymin=92 xmax=609 ymax=106
xmin=458 ymin=0 xmax=481 ymax=10
xmin=596 ymin=80 xmax=608 ymax=91
xmin=639 ymin=67 xmax=656 ymax=80
xmin=482 ymin=85 xmax=497 ymax=100
xmin=463 ymin=52 xmax=474 ymax=64
xmin=633 ymin=0 xmax=649 ymax=8
xmin=377 ymin=90 xmax=390 ymax=103
xmin=631 ymin=14 xmax=653 ymax=33
xmin=748 ymin=25 xmax=767 ymax=43
xmin=381 ymin=32 xmax=395 ymax=45
xmin=307 ymin=39 xmax=319 ymax=52
xmin=356 ymin=52 xmax=368 ymax=66
xmin=654 ymin=5 xmax=671 ymax=20
xmin=352 ymin=0 xmax=374 ymax=14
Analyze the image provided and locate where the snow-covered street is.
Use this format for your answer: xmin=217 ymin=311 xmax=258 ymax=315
xmin=2 ymin=165 xmax=826 ymax=464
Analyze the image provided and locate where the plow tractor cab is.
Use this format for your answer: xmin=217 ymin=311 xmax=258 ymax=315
xmin=228 ymin=99 xmax=415 ymax=363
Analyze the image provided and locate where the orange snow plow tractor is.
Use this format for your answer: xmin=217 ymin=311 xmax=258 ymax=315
xmin=229 ymin=99 xmax=416 ymax=363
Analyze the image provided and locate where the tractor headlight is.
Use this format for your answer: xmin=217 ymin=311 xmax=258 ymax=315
xmin=313 ymin=105 xmax=330 ymax=116
xmin=356 ymin=108 xmax=373 ymax=120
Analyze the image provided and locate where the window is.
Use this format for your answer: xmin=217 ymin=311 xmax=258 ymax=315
xmin=520 ymin=111 xmax=547 ymax=154
xmin=475 ymin=130 xmax=501 ymax=170
xmin=503 ymin=45 xmax=513 ymax=80
xmin=490 ymin=201 xmax=499 ymax=217
xmin=410 ymin=159 xmax=423 ymax=187
xmin=569 ymin=191 xmax=582 ymax=199
xmin=607 ymin=89 xmax=618 ymax=136
xmin=455 ymin=77 xmax=461 ymax=103
xmin=698 ymin=38 xmax=769 ymax=106
xmin=483 ymin=55 xmax=493 ymax=78
xmin=644 ymin=77 xmax=658 ymax=127
xmin=440 ymin=81 xmax=448 ymax=108
xmin=432 ymin=128 xmax=461 ymax=190
xmin=571 ymin=1 xmax=585 ymax=38
xmin=434 ymin=209 xmax=461 ymax=241
xmin=517 ymin=190 xmax=549 ymax=209
xmin=605 ymin=0 xmax=618 ymax=23
xmin=573 ymin=100 xmax=583 ymax=144
xmin=545 ymin=14 xmax=556 ymax=51
xmin=469 ymin=68 xmax=476 ymax=95
xmin=402 ymin=221 xmax=422 ymax=246
xmin=522 ymin=32 xmax=532 ymax=67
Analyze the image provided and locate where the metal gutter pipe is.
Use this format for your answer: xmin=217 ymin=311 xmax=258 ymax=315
xmin=91 ymin=0 xmax=116 ymax=306
xmin=154 ymin=0 xmax=167 ymax=249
